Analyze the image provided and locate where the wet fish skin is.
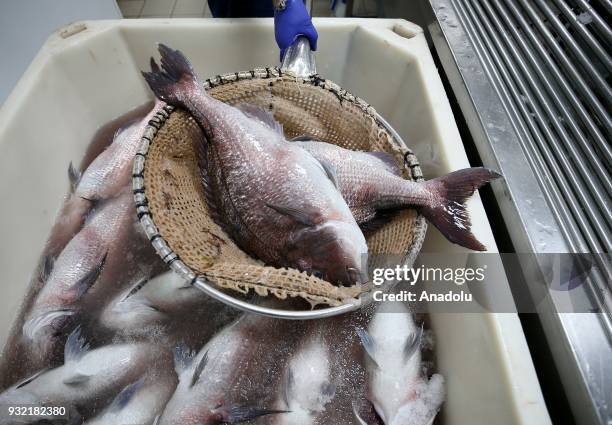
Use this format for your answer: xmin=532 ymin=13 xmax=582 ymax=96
xmin=84 ymin=371 xmax=177 ymax=425
xmin=141 ymin=44 xmax=368 ymax=287
xmin=294 ymin=139 xmax=501 ymax=251
xmin=98 ymin=271 xmax=240 ymax=344
xmin=358 ymin=302 xmax=444 ymax=425
xmin=0 ymin=328 xmax=173 ymax=423
xmin=22 ymin=188 xmax=166 ymax=368
xmin=271 ymin=326 xmax=334 ymax=425
xmin=46 ymin=101 xmax=163 ymax=258
xmin=157 ymin=303 xmax=305 ymax=425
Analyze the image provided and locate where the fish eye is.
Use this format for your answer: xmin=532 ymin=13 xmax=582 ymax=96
xmin=312 ymin=270 xmax=323 ymax=279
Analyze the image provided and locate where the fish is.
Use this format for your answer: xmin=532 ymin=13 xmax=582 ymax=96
xmin=357 ymin=302 xmax=444 ymax=425
xmin=22 ymin=188 xmax=166 ymax=369
xmin=293 ymin=138 xmax=501 ymax=251
xmin=98 ymin=271 xmax=240 ymax=344
xmin=84 ymin=371 xmax=177 ymax=425
xmin=0 ymin=328 xmax=173 ymax=423
xmin=45 ymin=101 xmax=163 ymax=258
xmin=271 ymin=309 xmax=378 ymax=425
xmin=141 ymin=44 xmax=368 ymax=287
xmin=271 ymin=326 xmax=334 ymax=425
xmin=157 ymin=303 xmax=305 ymax=425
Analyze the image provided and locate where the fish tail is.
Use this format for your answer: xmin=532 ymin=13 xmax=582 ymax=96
xmin=141 ymin=44 xmax=199 ymax=106
xmin=421 ymin=167 xmax=501 ymax=251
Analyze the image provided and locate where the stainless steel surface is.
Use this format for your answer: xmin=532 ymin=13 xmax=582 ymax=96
xmin=280 ymin=36 xmax=317 ymax=76
xmin=423 ymin=1 xmax=612 ymax=423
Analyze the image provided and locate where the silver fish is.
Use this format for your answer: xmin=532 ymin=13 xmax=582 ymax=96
xmin=271 ymin=326 xmax=334 ymax=425
xmin=84 ymin=372 xmax=177 ymax=425
xmin=47 ymin=102 xmax=163 ymax=258
xmin=157 ymin=304 xmax=305 ymax=425
xmin=141 ymin=44 xmax=368 ymax=287
xmin=98 ymin=271 xmax=240 ymax=344
xmin=0 ymin=328 xmax=173 ymax=423
xmin=357 ymin=302 xmax=444 ymax=425
xmin=23 ymin=188 xmax=165 ymax=368
xmin=293 ymin=139 xmax=501 ymax=251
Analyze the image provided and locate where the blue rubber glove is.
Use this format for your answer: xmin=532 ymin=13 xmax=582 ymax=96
xmin=274 ymin=0 xmax=318 ymax=60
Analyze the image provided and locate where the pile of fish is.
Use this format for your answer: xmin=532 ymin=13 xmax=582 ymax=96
xmin=0 ymin=43 xmax=501 ymax=424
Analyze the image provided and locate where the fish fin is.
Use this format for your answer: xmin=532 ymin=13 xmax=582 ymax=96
xmin=352 ymin=399 xmax=384 ymax=425
xmin=403 ymin=323 xmax=423 ymax=362
xmin=421 ymin=168 xmax=501 ymax=251
xmin=73 ymin=251 xmax=107 ymax=298
xmin=265 ymin=202 xmax=322 ymax=227
xmin=356 ymin=327 xmax=380 ymax=369
xmin=316 ymin=158 xmax=339 ymax=189
xmin=195 ymin=135 xmax=226 ymax=231
xmin=359 ymin=209 xmax=400 ymax=235
xmin=173 ymin=343 xmax=196 ymax=376
xmin=151 ymin=415 xmax=161 ymax=425
xmin=321 ymin=382 xmax=336 ymax=398
xmin=364 ymin=152 xmax=402 ymax=176
xmin=150 ymin=56 xmax=160 ymax=73
xmin=22 ymin=309 xmax=75 ymax=341
xmin=141 ymin=44 xmax=199 ymax=105
xmin=63 ymin=373 xmax=92 ymax=386
xmin=68 ymin=162 xmax=82 ymax=192
xmin=190 ymin=350 xmax=208 ymax=388
xmin=352 ymin=401 xmax=369 ymax=425
xmin=122 ymin=277 xmax=150 ymax=301
xmin=40 ymin=254 xmax=55 ymax=282
xmin=14 ymin=368 xmax=49 ymax=389
xmin=221 ymin=405 xmax=289 ymax=423
xmin=290 ymin=134 xmax=318 ymax=142
xmin=283 ymin=368 xmax=295 ymax=408
xmin=64 ymin=325 xmax=90 ymax=363
xmin=108 ymin=377 xmax=145 ymax=412
xmin=235 ymin=103 xmax=284 ymax=136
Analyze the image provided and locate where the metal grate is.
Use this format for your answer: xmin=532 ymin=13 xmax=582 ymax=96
xmin=448 ymin=0 xmax=612 ymax=314
xmin=453 ymin=0 xmax=611 ymax=252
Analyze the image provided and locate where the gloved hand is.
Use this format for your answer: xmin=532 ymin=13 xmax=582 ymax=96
xmin=274 ymin=0 xmax=318 ymax=60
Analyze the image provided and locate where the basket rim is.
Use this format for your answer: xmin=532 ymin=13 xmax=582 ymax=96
xmin=132 ymin=68 xmax=428 ymax=320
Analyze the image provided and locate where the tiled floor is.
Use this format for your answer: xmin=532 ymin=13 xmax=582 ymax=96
xmin=116 ymin=0 xmax=377 ymax=19
xmin=117 ymin=0 xmax=213 ymax=18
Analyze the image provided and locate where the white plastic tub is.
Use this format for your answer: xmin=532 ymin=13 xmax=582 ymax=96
xmin=0 ymin=18 xmax=550 ymax=425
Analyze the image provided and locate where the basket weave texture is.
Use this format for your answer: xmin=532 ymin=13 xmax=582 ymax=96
xmin=140 ymin=69 xmax=427 ymax=307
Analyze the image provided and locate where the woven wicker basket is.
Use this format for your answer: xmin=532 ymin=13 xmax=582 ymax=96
xmin=133 ymin=67 xmax=427 ymax=310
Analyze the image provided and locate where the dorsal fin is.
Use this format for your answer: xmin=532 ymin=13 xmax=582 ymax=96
xmin=173 ymin=343 xmax=196 ymax=376
xmin=356 ymin=327 xmax=380 ymax=369
xmin=73 ymin=251 xmax=107 ymax=298
xmin=64 ymin=326 xmax=89 ymax=363
xmin=235 ymin=103 xmax=284 ymax=136
xmin=68 ymin=162 xmax=82 ymax=193
xmin=14 ymin=368 xmax=49 ymax=389
xmin=282 ymin=368 xmax=295 ymax=408
xmin=190 ymin=350 xmax=208 ymax=388
xmin=122 ymin=278 xmax=150 ymax=301
xmin=403 ymin=323 xmax=423 ymax=362
xmin=108 ymin=377 xmax=145 ymax=412
xmin=40 ymin=254 xmax=55 ymax=283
